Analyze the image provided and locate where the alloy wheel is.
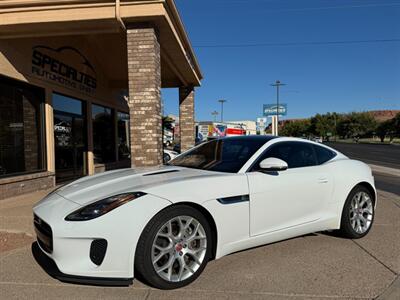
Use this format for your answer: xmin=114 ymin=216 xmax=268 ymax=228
xmin=151 ymin=216 xmax=207 ymax=282
xmin=349 ymin=191 xmax=373 ymax=234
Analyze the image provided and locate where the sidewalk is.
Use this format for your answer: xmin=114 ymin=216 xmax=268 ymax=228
xmin=1 ymin=189 xmax=399 ymax=299
xmin=369 ymin=164 xmax=400 ymax=177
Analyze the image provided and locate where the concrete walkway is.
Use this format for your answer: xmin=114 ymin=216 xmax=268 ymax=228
xmin=0 ymin=189 xmax=399 ymax=299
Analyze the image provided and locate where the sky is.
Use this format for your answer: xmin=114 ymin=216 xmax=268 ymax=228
xmin=162 ymin=0 xmax=400 ymax=122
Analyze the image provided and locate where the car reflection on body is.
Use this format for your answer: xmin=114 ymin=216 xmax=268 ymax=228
xmin=33 ymin=136 xmax=376 ymax=289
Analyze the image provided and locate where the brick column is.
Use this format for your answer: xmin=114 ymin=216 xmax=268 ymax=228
xmin=127 ymin=26 xmax=163 ymax=167
xmin=179 ymin=86 xmax=195 ymax=152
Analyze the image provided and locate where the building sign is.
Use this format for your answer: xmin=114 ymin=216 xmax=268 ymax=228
xmin=31 ymin=45 xmax=97 ymax=94
xmin=225 ymin=128 xmax=246 ymax=136
xmin=263 ymin=104 xmax=287 ymax=116
xmin=256 ymin=117 xmax=267 ymax=133
xmin=256 ymin=117 xmax=267 ymax=127
xmin=54 ymin=121 xmax=72 ymax=147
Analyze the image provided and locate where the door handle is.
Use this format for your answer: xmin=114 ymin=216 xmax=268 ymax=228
xmin=318 ymin=178 xmax=328 ymax=183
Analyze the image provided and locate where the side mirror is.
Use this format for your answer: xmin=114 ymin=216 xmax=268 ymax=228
xmin=259 ymin=157 xmax=288 ymax=172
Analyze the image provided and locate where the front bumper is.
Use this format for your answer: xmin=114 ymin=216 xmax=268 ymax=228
xmin=32 ymin=242 xmax=133 ymax=286
xmin=32 ymin=192 xmax=172 ymax=282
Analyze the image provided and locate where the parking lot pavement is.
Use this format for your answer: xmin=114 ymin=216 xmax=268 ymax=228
xmin=1 ymin=190 xmax=399 ymax=300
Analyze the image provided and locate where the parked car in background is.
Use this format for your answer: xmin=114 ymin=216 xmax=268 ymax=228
xmin=313 ymin=137 xmax=323 ymax=143
xmin=163 ymin=149 xmax=179 ymax=164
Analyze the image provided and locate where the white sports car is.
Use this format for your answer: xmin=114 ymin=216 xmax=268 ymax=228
xmin=33 ymin=136 xmax=376 ymax=289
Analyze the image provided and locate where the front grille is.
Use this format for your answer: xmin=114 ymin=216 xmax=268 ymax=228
xmin=90 ymin=239 xmax=108 ymax=266
xmin=34 ymin=214 xmax=53 ymax=253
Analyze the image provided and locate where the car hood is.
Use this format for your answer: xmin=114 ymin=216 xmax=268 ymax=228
xmin=54 ymin=166 xmax=218 ymax=206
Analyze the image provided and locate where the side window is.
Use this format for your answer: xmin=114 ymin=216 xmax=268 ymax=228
xmin=314 ymin=145 xmax=337 ymax=165
xmin=251 ymin=142 xmax=318 ymax=171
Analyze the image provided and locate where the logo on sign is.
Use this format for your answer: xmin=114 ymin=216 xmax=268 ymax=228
xmin=263 ymin=104 xmax=287 ymax=116
xmin=31 ymin=45 xmax=97 ymax=94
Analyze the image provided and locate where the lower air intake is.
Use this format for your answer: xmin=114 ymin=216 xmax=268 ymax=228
xmin=90 ymin=239 xmax=108 ymax=266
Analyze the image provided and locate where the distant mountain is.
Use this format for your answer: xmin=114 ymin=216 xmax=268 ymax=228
xmin=368 ymin=110 xmax=400 ymax=122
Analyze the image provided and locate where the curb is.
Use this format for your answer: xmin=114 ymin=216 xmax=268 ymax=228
xmin=369 ymin=164 xmax=400 ymax=177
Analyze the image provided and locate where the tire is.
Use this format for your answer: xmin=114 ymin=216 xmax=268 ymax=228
xmin=135 ymin=205 xmax=212 ymax=289
xmin=163 ymin=153 xmax=171 ymax=164
xmin=339 ymin=185 xmax=375 ymax=239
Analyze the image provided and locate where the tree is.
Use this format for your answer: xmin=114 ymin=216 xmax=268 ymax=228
xmin=310 ymin=113 xmax=337 ymax=141
xmin=375 ymin=121 xmax=390 ymax=142
xmin=280 ymin=119 xmax=311 ymax=137
xmin=393 ymin=112 xmax=400 ymax=136
xmin=382 ymin=113 xmax=400 ymax=142
xmin=336 ymin=112 xmax=377 ymax=140
xmin=162 ymin=116 xmax=175 ymax=130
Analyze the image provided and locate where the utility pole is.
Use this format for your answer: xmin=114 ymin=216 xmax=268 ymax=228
xmin=211 ymin=111 xmax=219 ymax=122
xmin=218 ymin=99 xmax=227 ymax=123
xmin=270 ymin=80 xmax=286 ymax=135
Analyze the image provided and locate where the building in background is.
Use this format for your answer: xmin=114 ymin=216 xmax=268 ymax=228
xmin=0 ymin=0 xmax=202 ymax=199
xmin=227 ymin=120 xmax=257 ymax=135
xmin=196 ymin=121 xmax=248 ymax=141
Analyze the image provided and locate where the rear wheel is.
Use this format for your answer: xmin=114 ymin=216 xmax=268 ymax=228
xmin=135 ymin=205 xmax=212 ymax=289
xmin=339 ymin=185 xmax=374 ymax=239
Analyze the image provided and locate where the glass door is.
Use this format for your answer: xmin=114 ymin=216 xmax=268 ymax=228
xmin=53 ymin=93 xmax=86 ymax=182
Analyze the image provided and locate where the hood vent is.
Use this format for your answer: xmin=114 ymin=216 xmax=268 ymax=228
xmin=142 ymin=170 xmax=180 ymax=177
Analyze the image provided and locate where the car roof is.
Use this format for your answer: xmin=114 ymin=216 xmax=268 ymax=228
xmin=221 ymin=135 xmax=341 ymax=154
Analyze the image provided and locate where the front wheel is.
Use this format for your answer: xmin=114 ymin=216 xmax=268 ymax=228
xmin=135 ymin=205 xmax=212 ymax=289
xmin=339 ymin=185 xmax=375 ymax=239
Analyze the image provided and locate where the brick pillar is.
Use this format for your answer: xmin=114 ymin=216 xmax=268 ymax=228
xmin=179 ymin=86 xmax=195 ymax=152
xmin=127 ymin=26 xmax=163 ymax=167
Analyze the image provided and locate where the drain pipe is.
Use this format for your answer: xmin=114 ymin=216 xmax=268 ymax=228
xmin=115 ymin=0 xmax=126 ymax=31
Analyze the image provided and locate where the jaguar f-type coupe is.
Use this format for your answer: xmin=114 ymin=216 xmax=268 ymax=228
xmin=33 ymin=136 xmax=376 ymax=289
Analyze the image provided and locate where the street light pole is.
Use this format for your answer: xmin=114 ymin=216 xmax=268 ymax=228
xmin=218 ymin=99 xmax=227 ymax=123
xmin=211 ymin=110 xmax=219 ymax=122
xmin=270 ymin=80 xmax=286 ymax=135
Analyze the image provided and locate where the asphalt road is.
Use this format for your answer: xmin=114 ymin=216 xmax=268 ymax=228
xmin=327 ymin=142 xmax=400 ymax=196
xmin=326 ymin=142 xmax=400 ymax=169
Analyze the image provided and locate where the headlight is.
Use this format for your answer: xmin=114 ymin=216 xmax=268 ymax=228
xmin=65 ymin=192 xmax=146 ymax=221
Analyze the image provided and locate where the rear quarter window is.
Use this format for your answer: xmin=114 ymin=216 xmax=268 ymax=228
xmin=314 ymin=145 xmax=337 ymax=165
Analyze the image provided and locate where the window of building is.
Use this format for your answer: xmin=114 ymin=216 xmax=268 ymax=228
xmin=92 ymin=104 xmax=115 ymax=163
xmin=117 ymin=112 xmax=130 ymax=161
xmin=0 ymin=76 xmax=45 ymax=177
xmin=53 ymin=93 xmax=86 ymax=182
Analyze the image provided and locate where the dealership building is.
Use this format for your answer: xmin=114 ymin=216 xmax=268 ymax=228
xmin=0 ymin=0 xmax=202 ymax=199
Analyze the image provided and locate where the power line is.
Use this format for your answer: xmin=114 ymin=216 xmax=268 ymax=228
xmin=214 ymin=2 xmax=400 ymax=12
xmin=194 ymin=38 xmax=400 ymax=49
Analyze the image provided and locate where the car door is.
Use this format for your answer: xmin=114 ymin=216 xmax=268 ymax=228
xmin=247 ymin=141 xmax=333 ymax=236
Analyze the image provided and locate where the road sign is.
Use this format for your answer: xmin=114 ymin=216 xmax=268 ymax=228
xmin=263 ymin=104 xmax=287 ymax=117
xmin=256 ymin=117 xmax=267 ymax=126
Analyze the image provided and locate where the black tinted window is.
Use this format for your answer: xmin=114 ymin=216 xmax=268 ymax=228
xmin=252 ymin=141 xmax=318 ymax=170
xmin=314 ymin=145 xmax=336 ymax=164
xmin=169 ymin=137 xmax=267 ymax=173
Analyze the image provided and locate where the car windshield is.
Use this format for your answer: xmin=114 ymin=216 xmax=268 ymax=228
xmin=169 ymin=137 xmax=270 ymax=173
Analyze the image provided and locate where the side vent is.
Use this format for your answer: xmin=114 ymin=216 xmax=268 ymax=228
xmin=217 ymin=195 xmax=250 ymax=205
xmin=142 ymin=170 xmax=180 ymax=177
